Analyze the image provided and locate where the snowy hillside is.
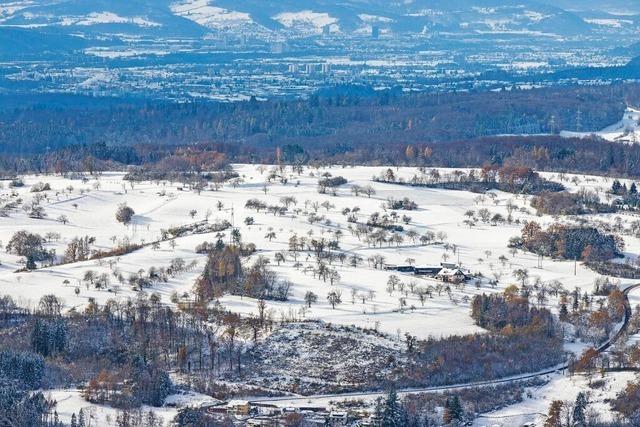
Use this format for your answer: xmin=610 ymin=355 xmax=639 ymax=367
xmin=2 ymin=164 xmax=640 ymax=424
xmin=561 ymin=106 xmax=640 ymax=144
xmin=0 ymin=0 xmax=637 ymax=38
xmin=273 ymin=10 xmax=339 ymax=34
xmin=170 ymin=0 xmax=255 ymax=31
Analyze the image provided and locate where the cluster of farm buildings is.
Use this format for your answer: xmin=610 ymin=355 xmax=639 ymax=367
xmin=384 ymin=262 xmax=470 ymax=284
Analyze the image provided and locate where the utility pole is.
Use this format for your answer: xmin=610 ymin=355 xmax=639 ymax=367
xmin=549 ymin=115 xmax=557 ymax=134
xmin=230 ymin=204 xmax=235 ymax=245
xmin=576 ymin=109 xmax=582 ymax=132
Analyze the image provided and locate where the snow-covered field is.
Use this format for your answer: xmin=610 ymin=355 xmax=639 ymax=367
xmin=2 ymin=164 xmax=640 ymax=423
xmin=46 ymin=388 xmax=220 ymax=426
xmin=0 ymin=165 xmax=637 ymax=339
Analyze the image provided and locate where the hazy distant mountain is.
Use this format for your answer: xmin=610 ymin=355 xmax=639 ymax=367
xmin=551 ymin=1 xmax=640 ymax=14
xmin=0 ymin=0 xmax=206 ymax=36
xmin=0 ymin=0 xmax=636 ymax=41
xmin=0 ymin=27 xmax=88 ymax=56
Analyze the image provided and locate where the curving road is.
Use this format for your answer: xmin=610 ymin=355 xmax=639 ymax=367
xmin=251 ymin=283 xmax=640 ymax=405
xmin=597 ymin=283 xmax=640 ymax=353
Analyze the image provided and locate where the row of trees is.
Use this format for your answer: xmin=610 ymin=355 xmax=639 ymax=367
xmin=515 ymin=221 xmax=623 ymax=262
xmin=471 ymin=291 xmax=555 ymax=335
xmin=375 ymin=165 xmax=564 ymax=195
xmin=531 ymin=190 xmax=614 ymax=216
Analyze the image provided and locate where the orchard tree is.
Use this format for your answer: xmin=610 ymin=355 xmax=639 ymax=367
xmin=513 ymin=268 xmax=529 ymax=287
xmin=274 ymin=252 xmax=286 ymax=265
xmin=327 ymin=291 xmax=342 ymax=309
xmin=364 ymin=185 xmax=376 ymax=198
xmin=387 ymin=275 xmax=401 ymax=292
xmin=6 ymin=230 xmax=51 ymax=268
xmin=329 ymin=270 xmax=341 ymax=286
xmin=265 ymin=230 xmax=277 ymax=242
xmin=116 ymin=203 xmax=135 ymax=226
xmin=304 ymin=291 xmax=318 ymax=308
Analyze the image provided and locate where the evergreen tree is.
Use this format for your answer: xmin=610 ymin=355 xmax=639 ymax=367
xmin=443 ymin=396 xmax=464 ymax=425
xmin=0 ymin=349 xmax=45 ymax=388
xmin=572 ymin=392 xmax=587 ymax=426
xmin=126 ymin=355 xmax=173 ymax=407
xmin=30 ymin=319 xmax=43 ymax=355
xmin=374 ymin=396 xmax=385 ymax=422
xmin=70 ymin=413 xmax=77 ymax=427
xmin=231 ymin=228 xmax=242 ymax=245
xmin=631 ymin=182 xmax=638 ymax=195
xmin=174 ymin=407 xmax=209 ymax=426
xmin=559 ymin=302 xmax=569 ymax=320
xmin=572 ymin=288 xmax=580 ymax=312
xmin=30 ymin=318 xmax=67 ymax=357
xmin=450 ymin=396 xmax=464 ymax=423
xmin=381 ymin=388 xmax=405 ymax=427
xmin=611 ymin=179 xmax=622 ymax=195
xmin=0 ymin=382 xmax=55 ymax=427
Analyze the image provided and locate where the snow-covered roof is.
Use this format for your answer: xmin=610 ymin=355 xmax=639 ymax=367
xmin=437 ymin=268 xmax=465 ymax=276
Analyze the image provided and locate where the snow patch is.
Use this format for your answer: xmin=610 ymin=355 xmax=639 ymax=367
xmin=273 ymin=10 xmax=338 ymax=33
xmin=358 ymin=14 xmax=394 ymax=24
xmin=584 ymin=18 xmax=633 ymax=28
xmin=170 ymin=0 xmax=253 ymax=30
xmin=60 ymin=12 xmax=161 ymax=27
xmin=0 ymin=1 xmax=33 ymax=20
xmin=523 ymin=10 xmax=548 ymax=22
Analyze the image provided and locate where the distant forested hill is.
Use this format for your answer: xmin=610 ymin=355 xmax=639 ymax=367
xmin=0 ymin=83 xmax=637 ymax=157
